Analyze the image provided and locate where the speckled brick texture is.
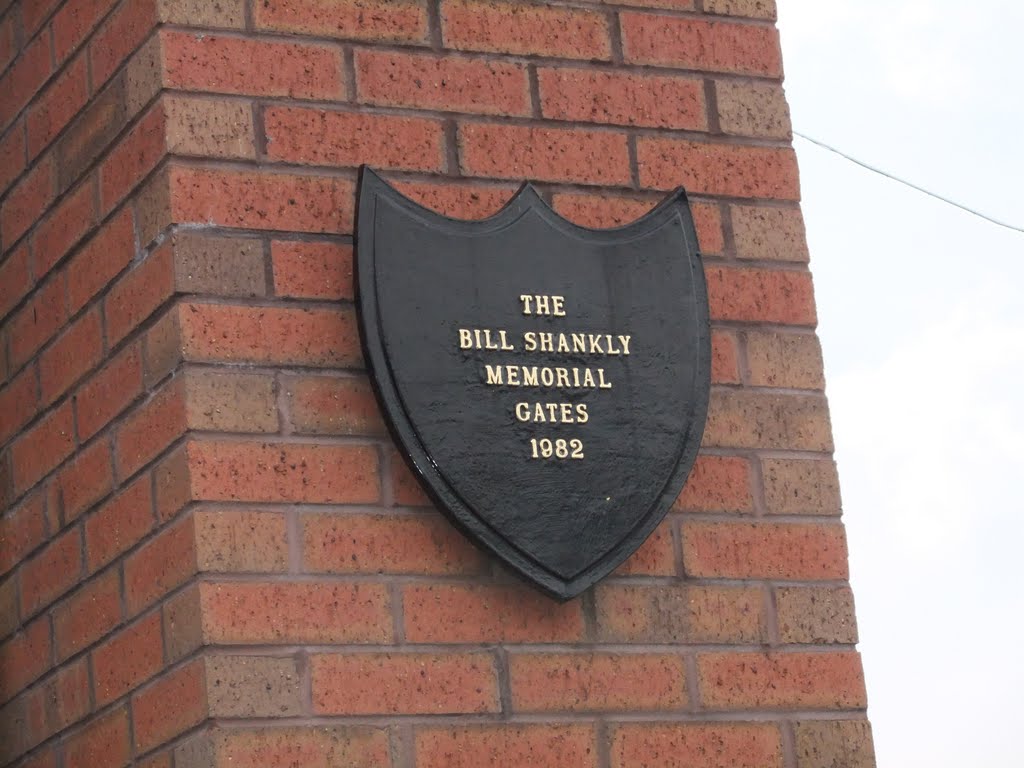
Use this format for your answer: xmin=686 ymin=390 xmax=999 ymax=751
xmin=0 ymin=0 xmax=872 ymax=765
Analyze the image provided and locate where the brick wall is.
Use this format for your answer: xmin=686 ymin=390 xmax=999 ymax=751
xmin=0 ymin=1 xmax=875 ymax=766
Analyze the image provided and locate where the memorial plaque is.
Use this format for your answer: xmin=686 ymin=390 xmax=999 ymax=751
xmin=356 ymin=168 xmax=711 ymax=599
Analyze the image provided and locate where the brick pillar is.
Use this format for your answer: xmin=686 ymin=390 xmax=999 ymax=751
xmin=0 ymin=1 xmax=875 ymax=766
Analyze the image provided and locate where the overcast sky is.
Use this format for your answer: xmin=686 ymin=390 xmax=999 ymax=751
xmin=777 ymin=0 xmax=1024 ymax=763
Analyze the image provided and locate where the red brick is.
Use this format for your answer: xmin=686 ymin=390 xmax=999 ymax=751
xmin=59 ymin=437 xmax=113 ymax=523
xmin=64 ymin=706 xmax=131 ymax=768
xmin=85 ymin=473 xmax=153 ymax=572
xmin=285 ymin=375 xmax=383 ymax=435
xmin=712 ymin=329 xmax=740 ymax=383
xmin=53 ymin=0 xmax=119 ymax=64
xmin=0 ymin=578 xmax=15 ymax=638
xmin=355 ymin=49 xmax=530 ymax=116
xmin=22 ymin=0 xmax=62 ymax=36
xmin=698 ymin=651 xmax=867 ymax=710
xmin=611 ymin=723 xmax=783 ymax=768
xmin=0 ymin=34 xmax=52 ymax=131
xmin=123 ymin=515 xmax=196 ymax=615
xmin=621 ymin=13 xmax=782 ymax=76
xmin=443 ymin=0 xmax=610 ymax=59
xmin=65 ymin=205 xmax=135 ymax=314
xmin=0 ymin=616 xmax=51 ymax=703
xmin=11 ymin=400 xmax=75 ymax=496
xmin=8 ymin=275 xmax=67 ymax=371
xmin=199 ymin=580 xmax=392 ymax=644
xmin=100 ymin=102 xmax=165 ymax=212
xmin=460 ymin=123 xmax=630 ymax=186
xmin=0 ymin=120 xmax=26 ymax=196
xmin=597 ymin=584 xmax=766 ymax=644
xmin=53 ymin=567 xmax=122 ymax=660
xmin=272 ymin=241 xmax=352 ymax=300
xmin=1 ymin=153 xmax=54 ymax=246
xmin=193 ymin=508 xmax=289 ymax=573
xmin=162 ymin=29 xmax=345 ymax=99
xmin=92 ymin=611 xmax=163 ymax=706
xmin=255 ymin=0 xmax=428 ymax=42
xmin=0 ymin=491 xmax=47 ymax=575
xmin=417 ymin=725 xmax=597 ymax=768
xmin=131 ymin=659 xmax=207 ymax=751
xmin=539 ymin=68 xmax=706 ymax=130
xmin=33 ymin=182 xmax=97 ymax=279
xmin=391 ymin=451 xmax=431 ymax=506
xmin=637 ymin=138 xmax=800 ymax=199
xmin=153 ymin=444 xmax=190 ymax=524
xmin=155 ymin=0 xmax=247 ymax=28
xmin=115 ymin=377 xmax=186 ymax=478
xmin=88 ymin=0 xmax=156 ymax=88
xmin=673 ymin=455 xmax=752 ymax=512
xmin=26 ymin=55 xmax=90 ymax=159
xmin=265 ymin=106 xmax=445 ymax=172
xmin=106 ymin=241 xmax=175 ymax=347
xmin=75 ymin=342 xmax=144 ymax=440
xmin=302 ymin=513 xmax=485 ymax=575
xmin=513 ymin=653 xmax=685 ymax=712
xmin=0 ymin=12 xmax=15 ymax=73
xmin=178 ymin=302 xmax=362 ymax=368
xmin=39 ymin=308 xmax=103 ymax=405
xmin=551 ymin=193 xmax=724 ymax=254
xmin=164 ymin=94 xmax=256 ymax=160
xmin=703 ymin=390 xmax=833 ymax=451
xmin=186 ymin=439 xmax=379 ymax=504
xmin=682 ymin=521 xmax=848 ymax=579
xmin=187 ymin=726 xmax=391 ymax=768
xmin=312 ymin=652 xmax=498 ymax=715
xmin=615 ymin=520 xmax=675 ymax=575
xmin=391 ymin=179 xmax=515 ymax=219
xmin=0 ymin=365 xmax=39 ymax=446
xmin=169 ymin=165 xmax=355 ymax=234
xmin=0 ymin=243 xmax=31 ymax=321
xmin=50 ymin=655 xmax=91 ymax=730
xmin=707 ymin=266 xmax=815 ymax=325
xmin=403 ymin=584 xmax=584 ymax=643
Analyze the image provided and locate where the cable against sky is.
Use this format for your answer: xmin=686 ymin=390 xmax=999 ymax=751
xmin=794 ymin=131 xmax=1024 ymax=235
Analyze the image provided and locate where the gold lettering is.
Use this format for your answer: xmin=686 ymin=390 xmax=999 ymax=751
xmin=605 ymin=334 xmax=620 ymax=354
xmin=485 ymin=365 xmax=503 ymax=385
xmin=588 ymin=334 xmax=604 ymax=354
xmin=524 ymin=332 xmax=537 ymax=352
xmin=618 ymin=335 xmax=631 ymax=355
xmin=519 ymin=295 xmax=534 ymax=314
xmin=582 ymin=369 xmax=596 ymax=388
xmin=515 ymin=402 xmax=530 ymax=421
xmin=541 ymin=368 xmax=555 ymax=386
xmin=459 ymin=329 xmax=473 ymax=349
xmin=576 ymin=403 xmax=589 ymax=423
xmin=555 ymin=368 xmax=570 ymax=388
xmin=559 ymin=403 xmax=573 ymax=422
xmin=522 ymin=367 xmax=539 ymax=386
xmin=535 ymin=295 xmax=550 ymax=315
xmin=506 ymin=365 xmax=521 ymax=386
xmin=598 ymin=368 xmax=612 ymax=389
xmin=572 ymin=333 xmax=586 ymax=353
xmin=498 ymin=330 xmax=515 ymax=351
xmin=539 ymin=332 xmax=554 ymax=352
xmin=551 ymin=295 xmax=566 ymax=316
xmin=557 ymin=333 xmax=570 ymax=353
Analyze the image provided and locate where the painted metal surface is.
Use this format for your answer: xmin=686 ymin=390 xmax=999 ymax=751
xmin=356 ymin=168 xmax=710 ymax=599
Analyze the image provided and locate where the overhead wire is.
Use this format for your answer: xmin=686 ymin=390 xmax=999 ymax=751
xmin=793 ymin=131 xmax=1024 ymax=235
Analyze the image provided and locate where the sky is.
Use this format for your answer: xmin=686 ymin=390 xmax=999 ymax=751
xmin=776 ymin=0 xmax=1024 ymax=763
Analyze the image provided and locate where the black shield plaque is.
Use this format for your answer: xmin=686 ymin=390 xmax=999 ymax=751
xmin=356 ymin=168 xmax=710 ymax=600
